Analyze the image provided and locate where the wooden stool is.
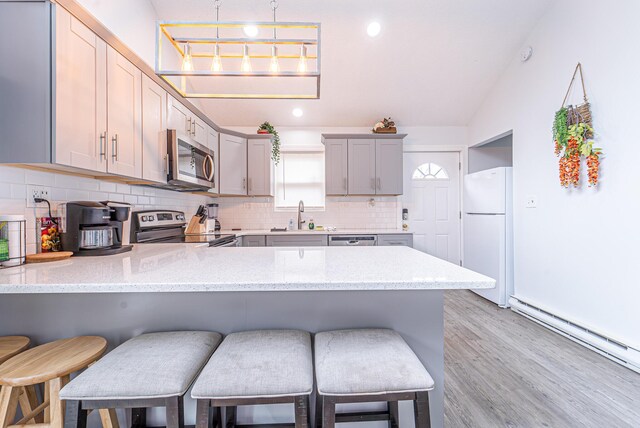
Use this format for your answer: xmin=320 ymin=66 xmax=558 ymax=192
xmin=192 ymin=330 xmax=313 ymax=428
xmin=0 ymin=337 xmax=40 ymax=425
xmin=0 ymin=337 xmax=30 ymax=366
xmin=314 ymin=329 xmax=435 ymax=428
xmin=0 ymin=336 xmax=107 ymax=428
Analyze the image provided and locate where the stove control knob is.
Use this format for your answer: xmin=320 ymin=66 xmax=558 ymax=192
xmin=141 ymin=216 xmax=148 ymax=222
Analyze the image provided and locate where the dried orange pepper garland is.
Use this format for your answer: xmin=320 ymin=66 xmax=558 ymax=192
xmin=553 ymin=108 xmax=602 ymax=187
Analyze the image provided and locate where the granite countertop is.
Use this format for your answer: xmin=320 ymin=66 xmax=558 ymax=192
xmin=222 ymin=229 xmax=413 ymax=236
xmin=0 ymin=245 xmax=495 ymax=294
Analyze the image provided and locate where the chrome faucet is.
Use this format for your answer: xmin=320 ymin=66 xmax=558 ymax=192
xmin=297 ymin=200 xmax=305 ymax=230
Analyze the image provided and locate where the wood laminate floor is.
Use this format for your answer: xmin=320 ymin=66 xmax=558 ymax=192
xmin=444 ymin=290 xmax=640 ymax=428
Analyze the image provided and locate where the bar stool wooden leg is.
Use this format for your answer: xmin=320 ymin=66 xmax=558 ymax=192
xmin=98 ymin=409 xmax=120 ymax=428
xmin=314 ymin=394 xmax=322 ymax=428
xmin=43 ymin=382 xmax=51 ymax=423
xmin=65 ymin=400 xmax=88 ymax=428
xmin=413 ymin=392 xmax=431 ymax=428
xmin=50 ymin=375 xmax=70 ymax=428
xmin=195 ymin=400 xmax=210 ymax=428
xmin=165 ymin=396 xmax=184 ymax=428
xmin=321 ymin=396 xmax=335 ymax=428
xmin=224 ymin=406 xmax=235 ymax=428
xmin=388 ymin=401 xmax=399 ymax=428
xmin=18 ymin=386 xmax=42 ymax=424
xmin=0 ymin=386 xmax=20 ymax=428
xmin=294 ymin=395 xmax=309 ymax=428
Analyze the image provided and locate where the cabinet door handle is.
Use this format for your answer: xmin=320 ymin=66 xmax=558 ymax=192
xmin=111 ymin=134 xmax=118 ymax=161
xmin=242 ymin=178 xmax=246 ymax=190
xmin=165 ymin=155 xmax=170 ymax=175
xmin=187 ymin=117 xmax=192 ymax=134
xmin=99 ymin=132 xmax=107 ymax=160
xmin=191 ymin=119 xmax=196 ymax=136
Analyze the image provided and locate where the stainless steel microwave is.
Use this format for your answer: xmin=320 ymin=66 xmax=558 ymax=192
xmin=166 ymin=129 xmax=215 ymax=191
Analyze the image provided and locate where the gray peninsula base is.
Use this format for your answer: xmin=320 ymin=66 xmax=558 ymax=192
xmin=0 ymin=290 xmax=445 ymax=428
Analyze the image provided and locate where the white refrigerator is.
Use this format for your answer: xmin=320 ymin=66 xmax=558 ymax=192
xmin=463 ymin=167 xmax=514 ymax=307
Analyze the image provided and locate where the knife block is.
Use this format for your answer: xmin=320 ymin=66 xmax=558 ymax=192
xmin=185 ymin=215 xmax=206 ymax=235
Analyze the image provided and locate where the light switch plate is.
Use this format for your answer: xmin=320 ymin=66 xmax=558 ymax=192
xmin=525 ymin=195 xmax=537 ymax=208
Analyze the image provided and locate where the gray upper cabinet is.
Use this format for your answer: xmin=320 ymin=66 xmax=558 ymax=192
xmin=219 ymin=133 xmax=247 ymax=195
xmin=323 ymin=135 xmax=406 ymax=196
xmin=375 ymin=139 xmax=403 ymax=195
xmin=348 ymin=139 xmax=377 ymax=195
xmin=324 ymin=139 xmax=348 ymax=195
xmin=247 ymin=138 xmax=274 ymax=196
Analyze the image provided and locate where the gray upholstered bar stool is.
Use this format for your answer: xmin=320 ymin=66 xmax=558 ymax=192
xmin=314 ymin=329 xmax=435 ymax=428
xmin=192 ymin=330 xmax=313 ymax=428
xmin=60 ymin=331 xmax=222 ymax=428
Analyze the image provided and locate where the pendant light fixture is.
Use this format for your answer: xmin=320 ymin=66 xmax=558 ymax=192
xmin=156 ymin=0 xmax=321 ymax=99
xmin=210 ymin=0 xmax=223 ymax=72
xmin=181 ymin=43 xmax=194 ymax=71
xmin=240 ymin=44 xmax=252 ymax=73
xmin=297 ymin=44 xmax=308 ymax=73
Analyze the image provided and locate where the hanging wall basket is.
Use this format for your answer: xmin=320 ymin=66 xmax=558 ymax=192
xmin=553 ymin=63 xmax=602 ymax=188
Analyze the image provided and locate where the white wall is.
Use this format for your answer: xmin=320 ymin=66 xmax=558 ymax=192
xmin=76 ymin=0 xmax=158 ymax=67
xmin=467 ymin=0 xmax=640 ymax=348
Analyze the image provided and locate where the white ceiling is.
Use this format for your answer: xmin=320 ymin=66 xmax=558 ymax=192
xmin=149 ymin=0 xmax=553 ymax=127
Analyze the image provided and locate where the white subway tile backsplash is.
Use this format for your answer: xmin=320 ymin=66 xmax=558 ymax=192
xmin=99 ymin=182 xmax=117 ymax=193
xmin=116 ymin=183 xmax=131 ymax=194
xmin=25 ymin=170 xmax=55 ymax=186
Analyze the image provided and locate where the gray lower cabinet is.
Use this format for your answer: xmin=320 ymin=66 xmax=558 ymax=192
xmin=266 ymin=235 xmax=328 ymax=247
xmin=243 ymin=235 xmax=266 ymax=247
xmin=377 ymin=234 xmax=414 ymax=248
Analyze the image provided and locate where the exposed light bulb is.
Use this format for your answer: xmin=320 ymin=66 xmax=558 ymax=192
xmin=211 ymin=44 xmax=223 ymax=72
xmin=292 ymin=108 xmax=303 ymax=118
xmin=269 ymin=45 xmax=280 ymax=73
xmin=297 ymin=45 xmax=308 ymax=73
xmin=243 ymin=25 xmax=258 ymax=37
xmin=367 ymin=21 xmax=381 ymax=37
xmin=241 ymin=44 xmax=252 ymax=73
xmin=181 ymin=43 xmax=194 ymax=72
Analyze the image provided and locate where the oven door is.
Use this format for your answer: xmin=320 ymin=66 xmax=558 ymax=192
xmin=167 ymin=130 xmax=215 ymax=190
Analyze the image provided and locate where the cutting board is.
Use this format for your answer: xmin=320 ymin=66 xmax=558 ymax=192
xmin=26 ymin=251 xmax=73 ymax=263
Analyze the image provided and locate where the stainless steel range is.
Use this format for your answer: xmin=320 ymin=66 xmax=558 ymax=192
xmin=130 ymin=210 xmax=238 ymax=247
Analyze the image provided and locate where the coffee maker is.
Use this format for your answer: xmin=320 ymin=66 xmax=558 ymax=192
xmin=60 ymin=201 xmax=133 ymax=256
xmin=203 ymin=203 xmax=221 ymax=233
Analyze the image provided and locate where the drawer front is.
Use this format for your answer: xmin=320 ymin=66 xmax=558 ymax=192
xmin=243 ymin=235 xmax=266 ymax=247
xmin=377 ymin=234 xmax=413 ymax=248
xmin=266 ymin=235 xmax=328 ymax=247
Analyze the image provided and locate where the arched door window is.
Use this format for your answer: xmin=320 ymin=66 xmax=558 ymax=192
xmin=412 ymin=163 xmax=449 ymax=180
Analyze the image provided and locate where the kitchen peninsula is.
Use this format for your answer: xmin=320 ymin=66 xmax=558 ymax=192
xmin=0 ymin=245 xmax=494 ymax=428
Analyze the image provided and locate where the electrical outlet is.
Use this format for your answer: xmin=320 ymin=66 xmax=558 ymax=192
xmin=26 ymin=185 xmax=52 ymax=208
xmin=525 ymin=195 xmax=537 ymax=208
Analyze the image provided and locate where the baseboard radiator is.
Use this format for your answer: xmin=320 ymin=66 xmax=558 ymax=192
xmin=509 ymin=297 xmax=640 ymax=374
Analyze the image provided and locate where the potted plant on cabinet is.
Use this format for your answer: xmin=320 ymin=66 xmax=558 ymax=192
xmin=257 ymin=121 xmax=281 ymax=164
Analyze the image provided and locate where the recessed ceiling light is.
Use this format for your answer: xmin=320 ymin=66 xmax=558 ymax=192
xmin=243 ymin=25 xmax=258 ymax=37
xmin=292 ymin=108 xmax=303 ymax=117
xmin=367 ymin=21 xmax=381 ymax=37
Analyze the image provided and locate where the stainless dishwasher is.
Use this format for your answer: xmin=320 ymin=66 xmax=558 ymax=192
xmin=328 ymin=235 xmax=377 ymax=246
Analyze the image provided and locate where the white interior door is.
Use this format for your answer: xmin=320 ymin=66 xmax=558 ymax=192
xmin=402 ymin=152 xmax=461 ymax=264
